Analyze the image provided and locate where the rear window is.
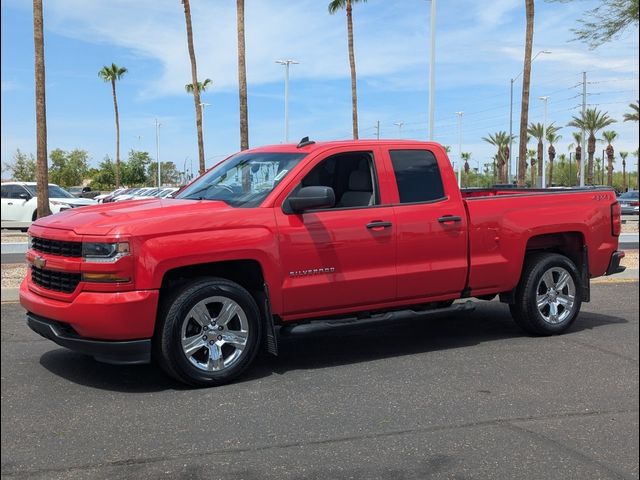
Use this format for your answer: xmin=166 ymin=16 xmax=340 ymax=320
xmin=620 ymin=191 xmax=638 ymax=199
xmin=389 ymin=150 xmax=445 ymax=203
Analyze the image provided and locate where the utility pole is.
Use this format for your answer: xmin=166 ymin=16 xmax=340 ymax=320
xmin=457 ymin=116 xmax=464 ymax=186
xmin=540 ymin=96 xmax=549 ymax=188
xmin=580 ymin=71 xmax=587 ymax=187
xmin=428 ymin=0 xmax=436 ymax=140
xmin=155 ymin=119 xmax=161 ymax=188
xmin=200 ymin=102 xmax=210 ymax=153
xmin=375 ymin=120 xmax=380 ymax=140
xmin=276 ymin=59 xmax=299 ymax=143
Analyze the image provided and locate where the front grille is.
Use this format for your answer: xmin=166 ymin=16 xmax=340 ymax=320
xmin=31 ymin=237 xmax=82 ymax=257
xmin=31 ymin=266 xmax=81 ymax=293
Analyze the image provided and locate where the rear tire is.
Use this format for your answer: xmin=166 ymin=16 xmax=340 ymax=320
xmin=510 ymin=253 xmax=582 ymax=336
xmin=154 ymin=277 xmax=262 ymax=387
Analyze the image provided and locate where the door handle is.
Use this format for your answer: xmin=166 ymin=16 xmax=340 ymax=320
xmin=7 ymin=202 xmax=13 ymax=205
xmin=366 ymin=220 xmax=393 ymax=229
xmin=438 ymin=215 xmax=462 ymax=223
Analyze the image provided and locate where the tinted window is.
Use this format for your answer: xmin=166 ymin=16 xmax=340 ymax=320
xmin=390 ymin=150 xmax=445 ymax=203
xmin=620 ymin=191 xmax=638 ymax=199
xmin=23 ymin=184 xmax=75 ymax=198
xmin=1 ymin=185 xmax=27 ymax=199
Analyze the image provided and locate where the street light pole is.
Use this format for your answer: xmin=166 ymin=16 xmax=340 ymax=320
xmin=509 ymin=50 xmax=551 ymax=183
xmin=456 ymin=111 xmax=464 ymax=187
xmin=199 ymin=102 xmax=210 ymax=152
xmin=276 ymin=59 xmax=299 ymax=143
xmin=155 ymin=119 xmax=161 ymax=188
xmin=394 ymin=121 xmax=404 ymax=138
xmin=428 ymin=0 xmax=436 ymax=140
xmin=540 ymin=96 xmax=549 ymax=188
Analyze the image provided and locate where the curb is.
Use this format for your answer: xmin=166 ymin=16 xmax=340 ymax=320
xmin=1 ymin=288 xmax=20 ymax=303
xmin=1 ymin=243 xmax=28 ymax=254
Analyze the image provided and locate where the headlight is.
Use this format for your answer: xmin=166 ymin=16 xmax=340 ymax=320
xmin=82 ymin=242 xmax=130 ymax=262
xmin=50 ymin=200 xmax=70 ymax=206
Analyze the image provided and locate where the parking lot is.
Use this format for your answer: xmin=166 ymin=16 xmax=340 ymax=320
xmin=1 ymin=281 xmax=638 ymax=479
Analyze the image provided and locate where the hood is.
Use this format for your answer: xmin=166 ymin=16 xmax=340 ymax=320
xmin=33 ymin=198 xmax=242 ymax=236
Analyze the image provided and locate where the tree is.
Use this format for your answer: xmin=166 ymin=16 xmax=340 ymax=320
xmin=546 ymin=128 xmax=562 ymax=186
xmin=182 ymin=0 xmax=206 ymax=174
xmin=148 ymin=161 xmax=180 ymax=186
xmin=98 ymin=63 xmax=127 ymax=189
xmin=528 ymin=148 xmax=537 ymax=186
xmin=550 ymin=0 xmax=639 ymax=48
xmin=482 ymin=131 xmax=512 ymax=184
xmin=620 ymin=151 xmax=629 ymax=191
xmin=33 ymin=0 xmax=51 ymax=217
xmin=461 ymin=152 xmax=471 ymax=187
xmin=122 ymin=149 xmax=151 ymax=186
xmin=6 ymin=150 xmax=37 ymax=181
xmin=567 ymin=108 xmax=616 ymax=185
xmin=568 ymin=131 xmax=583 ymax=185
xmin=517 ymin=0 xmax=535 ymax=186
xmin=623 ymin=100 xmax=639 ymax=122
xmin=91 ymin=156 xmax=117 ymax=190
xmin=236 ymin=0 xmax=249 ymax=151
xmin=48 ymin=149 xmax=90 ymax=187
xmin=527 ymin=122 xmax=560 ymax=187
xmin=328 ymin=0 xmax=366 ymax=140
xmin=184 ymin=78 xmax=212 ymax=93
xmin=601 ymin=130 xmax=618 ymax=186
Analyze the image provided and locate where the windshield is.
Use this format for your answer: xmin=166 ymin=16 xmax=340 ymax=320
xmin=24 ymin=184 xmax=75 ymax=199
xmin=177 ymin=151 xmax=306 ymax=207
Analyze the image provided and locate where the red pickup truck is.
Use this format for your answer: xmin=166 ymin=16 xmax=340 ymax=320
xmin=21 ymin=139 xmax=625 ymax=386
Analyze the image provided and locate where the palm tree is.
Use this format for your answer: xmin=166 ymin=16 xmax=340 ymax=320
xmin=482 ymin=131 xmax=512 ymax=184
xmin=601 ymin=130 xmax=618 ymax=186
xmin=527 ymin=123 xmax=560 ymax=187
xmin=568 ymin=131 xmax=583 ymax=185
xmin=182 ymin=0 xmax=206 ymax=174
xmin=619 ymin=151 xmax=629 ymax=191
xmin=567 ymin=108 xmax=616 ymax=184
xmin=528 ymin=148 xmax=537 ymax=187
xmin=328 ymin=0 xmax=366 ymax=140
xmin=461 ymin=152 xmax=471 ymax=187
xmin=236 ymin=0 xmax=249 ymax=150
xmin=32 ymin=0 xmax=51 ymax=218
xmin=623 ymin=100 xmax=639 ymax=122
xmin=99 ymin=63 xmax=127 ymax=188
xmin=185 ymin=78 xmax=212 ymax=93
xmin=546 ymin=128 xmax=562 ymax=187
xmin=517 ymin=0 xmax=535 ymax=186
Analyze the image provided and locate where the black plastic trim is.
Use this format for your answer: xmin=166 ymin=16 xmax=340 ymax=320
xmin=605 ymin=251 xmax=626 ymax=276
xmin=27 ymin=313 xmax=151 ymax=365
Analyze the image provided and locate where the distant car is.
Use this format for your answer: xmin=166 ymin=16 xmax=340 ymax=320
xmin=619 ymin=190 xmax=639 ymax=215
xmin=113 ymin=187 xmax=156 ymax=202
xmin=159 ymin=187 xmax=179 ymax=198
xmin=99 ymin=188 xmax=131 ymax=203
xmin=0 ymin=182 xmax=97 ymax=222
xmin=68 ymin=186 xmax=101 ymax=199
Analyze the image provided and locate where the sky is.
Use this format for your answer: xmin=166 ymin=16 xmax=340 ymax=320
xmin=1 ymin=0 xmax=639 ymax=177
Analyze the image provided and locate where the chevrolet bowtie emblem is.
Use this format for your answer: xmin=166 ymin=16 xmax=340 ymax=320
xmin=33 ymin=256 xmax=46 ymax=269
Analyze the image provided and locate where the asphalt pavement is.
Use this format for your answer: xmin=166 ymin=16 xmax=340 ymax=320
xmin=1 ymin=282 xmax=638 ymax=479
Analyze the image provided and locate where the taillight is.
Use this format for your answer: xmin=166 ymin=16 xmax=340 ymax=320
xmin=631 ymin=201 xmax=640 ymax=207
xmin=611 ymin=202 xmax=621 ymax=237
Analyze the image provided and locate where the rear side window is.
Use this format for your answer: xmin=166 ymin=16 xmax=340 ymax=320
xmin=389 ymin=150 xmax=445 ymax=203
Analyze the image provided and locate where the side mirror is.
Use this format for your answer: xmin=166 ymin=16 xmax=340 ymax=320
xmin=18 ymin=192 xmax=31 ymax=200
xmin=287 ymin=186 xmax=335 ymax=213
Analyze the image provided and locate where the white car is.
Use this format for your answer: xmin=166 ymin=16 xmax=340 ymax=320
xmin=112 ymin=187 xmax=155 ymax=202
xmin=1 ymin=182 xmax=97 ymax=222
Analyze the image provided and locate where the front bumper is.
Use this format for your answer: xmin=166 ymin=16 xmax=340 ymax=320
xmin=605 ymin=251 xmax=626 ymax=276
xmin=20 ymin=280 xmax=159 ymax=340
xmin=27 ymin=313 xmax=150 ymax=364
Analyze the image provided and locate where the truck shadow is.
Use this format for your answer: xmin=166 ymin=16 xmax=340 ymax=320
xmin=38 ymin=302 xmax=629 ymax=392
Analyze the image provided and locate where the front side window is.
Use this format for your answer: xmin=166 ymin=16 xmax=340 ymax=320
xmin=294 ymin=151 xmax=378 ymax=209
xmin=178 ymin=152 xmax=306 ymax=207
xmin=389 ymin=149 xmax=445 ymax=203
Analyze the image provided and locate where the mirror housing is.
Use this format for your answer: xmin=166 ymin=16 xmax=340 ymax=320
xmin=287 ymin=186 xmax=335 ymax=213
xmin=18 ymin=192 xmax=31 ymax=200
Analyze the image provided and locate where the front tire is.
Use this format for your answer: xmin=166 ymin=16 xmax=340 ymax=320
xmin=154 ymin=277 xmax=262 ymax=386
xmin=510 ymin=253 xmax=582 ymax=336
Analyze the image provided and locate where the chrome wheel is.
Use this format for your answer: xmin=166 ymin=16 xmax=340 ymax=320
xmin=180 ymin=295 xmax=249 ymax=372
xmin=535 ymin=267 xmax=576 ymax=325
